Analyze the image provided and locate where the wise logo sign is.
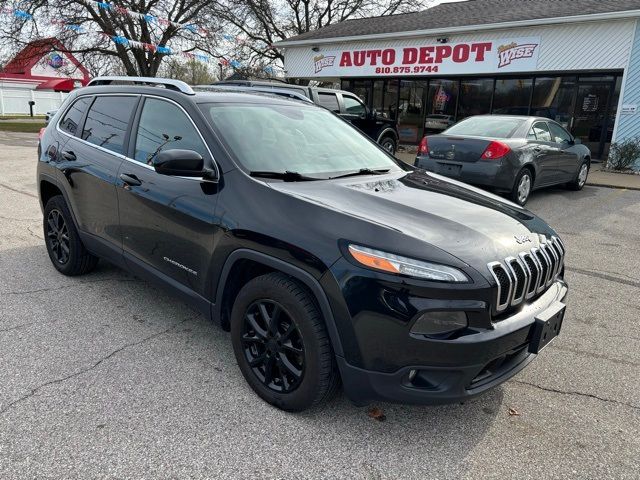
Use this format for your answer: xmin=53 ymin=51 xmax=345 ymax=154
xmin=497 ymin=42 xmax=538 ymax=68
xmin=305 ymin=37 xmax=540 ymax=77
xmin=314 ymin=54 xmax=336 ymax=73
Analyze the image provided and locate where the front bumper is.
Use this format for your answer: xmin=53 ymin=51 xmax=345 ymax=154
xmin=336 ymin=281 xmax=568 ymax=406
xmin=414 ymin=155 xmax=516 ymax=192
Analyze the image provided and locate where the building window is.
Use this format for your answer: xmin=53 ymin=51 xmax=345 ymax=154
xmin=531 ymin=76 xmax=576 ymax=128
xmin=426 ymin=79 xmax=458 ymax=122
xmin=492 ymin=78 xmax=533 ymax=115
xmin=349 ymin=80 xmax=371 ymax=106
xmin=458 ymin=78 xmax=493 ymax=120
xmin=381 ymin=79 xmax=400 ymax=120
xmin=372 ymin=80 xmax=384 ymax=115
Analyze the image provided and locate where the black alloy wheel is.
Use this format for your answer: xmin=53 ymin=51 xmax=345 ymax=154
xmin=46 ymin=209 xmax=70 ymax=265
xmin=43 ymin=195 xmax=98 ymax=276
xmin=230 ymin=273 xmax=339 ymax=411
xmin=241 ymin=299 xmax=305 ymax=393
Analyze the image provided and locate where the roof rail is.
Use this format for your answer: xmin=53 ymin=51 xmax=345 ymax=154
xmin=86 ymin=76 xmax=195 ymax=95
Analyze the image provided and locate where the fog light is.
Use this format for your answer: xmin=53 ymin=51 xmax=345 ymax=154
xmin=410 ymin=311 xmax=468 ymax=336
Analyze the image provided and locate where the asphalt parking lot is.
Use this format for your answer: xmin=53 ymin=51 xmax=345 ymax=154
xmin=1 ymin=131 xmax=639 ymax=479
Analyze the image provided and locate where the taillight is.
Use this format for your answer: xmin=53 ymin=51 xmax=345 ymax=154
xmin=38 ymin=128 xmax=46 ymax=140
xmin=418 ymin=136 xmax=429 ymax=155
xmin=480 ymin=141 xmax=511 ymax=160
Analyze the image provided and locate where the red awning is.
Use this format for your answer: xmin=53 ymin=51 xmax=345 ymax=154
xmin=35 ymin=78 xmax=79 ymax=92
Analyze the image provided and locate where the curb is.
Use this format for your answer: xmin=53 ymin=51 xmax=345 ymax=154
xmin=586 ymin=182 xmax=640 ymax=191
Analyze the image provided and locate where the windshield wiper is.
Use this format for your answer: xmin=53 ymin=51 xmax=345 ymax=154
xmin=329 ymin=168 xmax=391 ymax=179
xmin=249 ymin=170 xmax=321 ymax=181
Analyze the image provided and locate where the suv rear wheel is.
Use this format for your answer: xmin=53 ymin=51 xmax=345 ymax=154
xmin=43 ymin=195 xmax=98 ymax=276
xmin=230 ymin=272 xmax=339 ymax=411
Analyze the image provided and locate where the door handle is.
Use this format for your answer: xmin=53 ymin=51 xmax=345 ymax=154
xmin=61 ymin=150 xmax=76 ymax=161
xmin=119 ymin=173 xmax=142 ymax=186
xmin=533 ymin=146 xmax=542 ymax=152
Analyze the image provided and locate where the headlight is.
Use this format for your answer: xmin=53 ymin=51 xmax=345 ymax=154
xmin=347 ymin=244 xmax=468 ymax=282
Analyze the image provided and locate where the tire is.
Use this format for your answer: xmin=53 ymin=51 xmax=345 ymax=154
xmin=43 ymin=195 xmax=98 ymax=276
xmin=509 ymin=168 xmax=533 ymax=206
xmin=567 ymin=159 xmax=589 ymax=191
xmin=230 ymin=272 xmax=339 ymax=411
xmin=379 ymin=136 xmax=396 ymax=155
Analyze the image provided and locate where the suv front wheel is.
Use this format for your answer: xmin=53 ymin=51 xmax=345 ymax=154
xmin=230 ymin=272 xmax=339 ymax=411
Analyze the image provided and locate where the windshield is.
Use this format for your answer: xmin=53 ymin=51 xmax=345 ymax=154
xmin=199 ymin=102 xmax=402 ymax=177
xmin=445 ymin=116 xmax=524 ymax=138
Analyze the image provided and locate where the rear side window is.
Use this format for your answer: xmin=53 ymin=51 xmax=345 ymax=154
xmin=81 ymin=96 xmax=137 ymax=155
xmin=59 ymin=97 xmax=91 ymax=136
xmin=134 ymin=98 xmax=208 ymax=165
xmin=317 ymin=92 xmax=340 ymax=113
xmin=529 ymin=122 xmax=553 ymax=142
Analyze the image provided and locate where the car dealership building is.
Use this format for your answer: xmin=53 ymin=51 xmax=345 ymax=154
xmin=276 ymin=0 xmax=640 ymax=160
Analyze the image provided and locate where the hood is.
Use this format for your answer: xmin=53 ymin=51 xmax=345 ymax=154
xmin=267 ymin=170 xmax=555 ymax=272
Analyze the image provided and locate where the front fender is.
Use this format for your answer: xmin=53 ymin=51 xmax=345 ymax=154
xmin=213 ymin=248 xmax=344 ymax=357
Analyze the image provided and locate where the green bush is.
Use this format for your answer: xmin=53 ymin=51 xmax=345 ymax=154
xmin=607 ymin=138 xmax=640 ymax=170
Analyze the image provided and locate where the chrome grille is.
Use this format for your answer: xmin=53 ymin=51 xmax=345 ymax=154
xmin=488 ymin=236 xmax=565 ymax=313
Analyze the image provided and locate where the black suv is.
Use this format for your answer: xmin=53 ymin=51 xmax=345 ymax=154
xmin=38 ymin=76 xmax=568 ymax=411
xmin=214 ymin=80 xmax=400 ymax=154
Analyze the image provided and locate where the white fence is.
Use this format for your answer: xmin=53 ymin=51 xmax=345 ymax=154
xmin=0 ymin=88 xmax=69 ymax=115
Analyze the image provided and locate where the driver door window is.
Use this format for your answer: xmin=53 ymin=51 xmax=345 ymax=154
xmin=134 ymin=98 xmax=208 ymax=165
xmin=342 ymin=95 xmax=366 ymax=116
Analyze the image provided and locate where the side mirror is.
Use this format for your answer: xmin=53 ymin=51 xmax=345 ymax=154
xmin=573 ymin=138 xmax=581 ymax=145
xmin=153 ymin=149 xmax=207 ymax=178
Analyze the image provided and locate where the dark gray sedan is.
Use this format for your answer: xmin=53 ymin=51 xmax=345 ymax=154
xmin=415 ymin=115 xmax=591 ymax=205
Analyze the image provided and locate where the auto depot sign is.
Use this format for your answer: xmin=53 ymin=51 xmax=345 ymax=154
xmin=304 ymin=37 xmax=541 ymax=77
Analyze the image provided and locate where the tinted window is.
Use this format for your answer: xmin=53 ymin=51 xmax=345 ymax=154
xmin=134 ymin=98 xmax=207 ymax=165
xmin=426 ymin=79 xmax=458 ymax=119
xmin=59 ymin=97 xmax=91 ymax=135
xmin=82 ymin=96 xmax=136 ymax=154
xmin=548 ymin=122 xmax=572 ymax=143
xmin=201 ymin=103 xmax=401 ymax=176
xmin=531 ymin=77 xmax=576 ymax=127
xmin=445 ymin=116 xmax=524 ymax=138
xmin=457 ymin=78 xmax=493 ymax=120
xmin=492 ymin=78 xmax=533 ymax=114
xmin=317 ymin=92 xmax=339 ymax=113
xmin=342 ymin=95 xmax=366 ymax=115
xmin=529 ymin=122 xmax=553 ymax=142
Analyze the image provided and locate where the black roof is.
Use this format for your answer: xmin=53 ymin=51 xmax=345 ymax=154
xmin=278 ymin=0 xmax=640 ymax=44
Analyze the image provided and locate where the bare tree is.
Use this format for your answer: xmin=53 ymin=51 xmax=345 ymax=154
xmin=161 ymin=57 xmax=216 ymax=84
xmin=0 ymin=0 xmax=220 ymax=77
xmin=211 ymin=0 xmax=435 ymax=69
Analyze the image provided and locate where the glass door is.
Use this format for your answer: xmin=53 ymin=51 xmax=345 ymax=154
xmin=397 ymin=80 xmax=427 ymax=143
xmin=572 ymin=80 xmax=615 ymax=158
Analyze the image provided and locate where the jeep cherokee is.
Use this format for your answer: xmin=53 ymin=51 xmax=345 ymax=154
xmin=37 ymin=76 xmax=568 ymax=411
